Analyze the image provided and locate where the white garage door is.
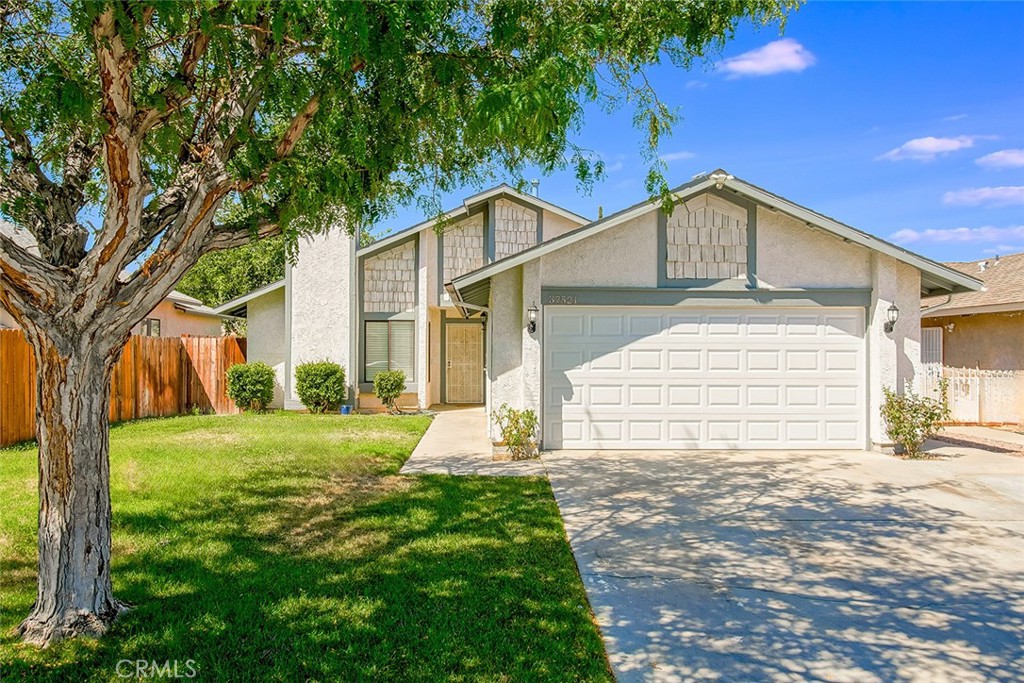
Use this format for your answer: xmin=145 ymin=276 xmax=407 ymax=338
xmin=543 ymin=306 xmax=866 ymax=450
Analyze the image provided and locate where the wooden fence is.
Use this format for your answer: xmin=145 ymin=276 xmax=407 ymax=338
xmin=0 ymin=330 xmax=246 ymax=447
xmin=920 ymin=363 xmax=1024 ymax=425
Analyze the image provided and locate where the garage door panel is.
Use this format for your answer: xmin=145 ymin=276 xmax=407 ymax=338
xmin=543 ymin=306 xmax=866 ymax=450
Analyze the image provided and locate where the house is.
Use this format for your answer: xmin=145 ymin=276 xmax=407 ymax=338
xmin=921 ymin=252 xmax=1024 ymax=370
xmin=0 ymin=220 xmax=227 ymax=337
xmin=217 ymin=170 xmax=981 ymax=450
xmin=130 ymin=290 xmax=228 ymax=338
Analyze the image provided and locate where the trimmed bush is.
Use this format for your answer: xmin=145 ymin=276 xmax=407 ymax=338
xmin=226 ymin=362 xmax=276 ymax=412
xmin=373 ymin=370 xmax=406 ymax=413
xmin=881 ymin=379 xmax=950 ymax=457
xmin=295 ymin=360 xmax=346 ymax=413
xmin=493 ymin=404 xmax=539 ymax=460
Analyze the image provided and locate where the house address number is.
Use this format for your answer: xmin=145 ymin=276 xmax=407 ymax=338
xmin=547 ymin=295 xmax=577 ymax=305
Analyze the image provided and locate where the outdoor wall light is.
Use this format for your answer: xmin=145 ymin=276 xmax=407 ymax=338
xmin=527 ymin=304 xmax=539 ymax=334
xmin=884 ymin=303 xmax=900 ymax=333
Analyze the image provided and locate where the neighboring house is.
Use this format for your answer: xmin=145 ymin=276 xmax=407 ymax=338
xmin=921 ymin=251 xmax=1024 ymax=370
xmin=217 ymin=170 xmax=981 ymax=451
xmin=0 ymin=220 xmax=227 ymax=337
xmin=130 ymin=290 xmax=227 ymax=338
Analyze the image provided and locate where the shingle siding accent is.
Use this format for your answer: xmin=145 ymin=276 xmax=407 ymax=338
xmin=494 ymin=198 xmax=538 ymax=260
xmin=443 ymin=214 xmax=485 ymax=283
xmin=363 ymin=240 xmax=416 ymax=312
xmin=667 ymin=193 xmax=748 ymax=280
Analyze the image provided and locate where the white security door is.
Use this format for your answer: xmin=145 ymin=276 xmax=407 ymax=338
xmin=543 ymin=307 xmax=866 ymax=449
xmin=446 ymin=322 xmax=485 ymax=404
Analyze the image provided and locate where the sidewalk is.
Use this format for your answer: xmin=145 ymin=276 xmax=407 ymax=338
xmin=936 ymin=425 xmax=1024 ymax=453
xmin=400 ymin=406 xmax=547 ymax=477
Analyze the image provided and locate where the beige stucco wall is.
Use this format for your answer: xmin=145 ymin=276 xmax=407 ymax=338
xmin=867 ymin=254 xmax=921 ymax=447
xmin=288 ymin=230 xmax=356 ymax=409
xmin=922 ymin=312 xmax=1024 ymax=370
xmin=756 ymin=208 xmax=872 ymax=289
xmin=489 ymin=267 xmax=525 ymax=440
xmin=541 ymin=212 xmax=658 ymax=288
xmin=246 ymin=287 xmax=287 ymax=408
xmin=427 ymin=307 xmax=442 ymax=406
xmin=0 ymin=306 xmax=17 ymax=330
xmin=542 ymin=210 xmax=585 ymax=240
xmin=132 ymin=300 xmax=224 ymax=337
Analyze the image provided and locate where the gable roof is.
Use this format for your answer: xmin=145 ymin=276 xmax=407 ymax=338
xmin=213 ymin=279 xmax=286 ymax=317
xmin=922 ymin=251 xmax=1024 ymax=317
xmin=446 ymin=170 xmax=983 ymax=315
xmin=357 ymin=183 xmax=590 ymax=258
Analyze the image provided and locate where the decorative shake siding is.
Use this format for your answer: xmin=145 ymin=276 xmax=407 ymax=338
xmin=442 ymin=214 xmax=484 ymax=283
xmin=363 ymin=240 xmax=416 ymax=312
xmin=494 ymin=198 xmax=538 ymax=260
xmin=666 ymin=193 xmax=748 ymax=280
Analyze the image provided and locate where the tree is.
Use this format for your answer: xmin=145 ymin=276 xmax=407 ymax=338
xmin=177 ymin=236 xmax=285 ymax=308
xmin=0 ymin=0 xmax=796 ymax=645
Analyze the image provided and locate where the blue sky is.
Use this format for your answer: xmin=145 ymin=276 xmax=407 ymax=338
xmin=378 ymin=1 xmax=1024 ymax=264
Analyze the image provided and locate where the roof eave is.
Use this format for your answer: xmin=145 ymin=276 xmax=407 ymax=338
xmin=356 ymin=185 xmax=591 ymax=259
xmin=212 ymin=279 xmax=286 ymax=316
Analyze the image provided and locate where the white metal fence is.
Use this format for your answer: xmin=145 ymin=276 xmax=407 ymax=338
xmin=919 ymin=363 xmax=1024 ymax=424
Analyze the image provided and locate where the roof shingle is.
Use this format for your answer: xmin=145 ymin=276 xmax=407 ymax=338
xmin=922 ymin=251 xmax=1024 ymax=315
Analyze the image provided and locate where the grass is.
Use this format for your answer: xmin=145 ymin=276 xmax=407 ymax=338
xmin=0 ymin=412 xmax=611 ymax=682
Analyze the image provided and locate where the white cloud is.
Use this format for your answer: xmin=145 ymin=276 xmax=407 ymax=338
xmin=717 ymin=39 xmax=816 ymax=78
xmin=659 ymin=151 xmax=696 ymax=163
xmin=984 ymin=245 xmax=1023 ymax=255
xmin=943 ymin=114 xmax=968 ymax=122
xmin=685 ymin=79 xmax=708 ymax=89
xmin=890 ymin=225 xmax=1024 ymax=245
xmin=877 ymin=135 xmax=989 ymax=162
xmin=942 ymin=187 xmax=1024 ymax=207
xmin=976 ymin=149 xmax=1024 ymax=169
xmin=603 ymin=160 xmax=624 ymax=173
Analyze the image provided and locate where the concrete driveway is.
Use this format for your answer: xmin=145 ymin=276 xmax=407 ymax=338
xmin=544 ymin=448 xmax=1024 ymax=683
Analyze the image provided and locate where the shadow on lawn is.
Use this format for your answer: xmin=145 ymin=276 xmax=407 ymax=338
xmin=547 ymin=451 xmax=1024 ymax=683
xmin=2 ymin=467 xmax=611 ymax=682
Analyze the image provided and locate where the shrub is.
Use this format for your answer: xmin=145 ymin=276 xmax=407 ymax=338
xmin=295 ymin=360 xmax=346 ymax=413
xmin=881 ymin=379 xmax=950 ymax=457
xmin=226 ymin=362 xmax=276 ymax=412
xmin=493 ymin=404 xmax=539 ymax=460
xmin=373 ymin=370 xmax=406 ymax=413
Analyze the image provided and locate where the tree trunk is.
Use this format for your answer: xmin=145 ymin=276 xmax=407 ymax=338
xmin=16 ymin=330 xmax=127 ymax=646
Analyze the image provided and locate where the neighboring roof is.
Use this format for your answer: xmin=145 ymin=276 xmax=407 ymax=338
xmin=168 ymin=291 xmax=233 ymax=319
xmin=357 ymin=183 xmax=591 ymax=258
xmin=922 ymin=251 xmax=1024 ymax=317
xmin=446 ymin=170 xmax=983 ymax=315
xmin=213 ymin=279 xmax=286 ymax=317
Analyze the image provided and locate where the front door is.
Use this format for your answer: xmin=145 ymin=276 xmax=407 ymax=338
xmin=445 ymin=322 xmax=484 ymax=403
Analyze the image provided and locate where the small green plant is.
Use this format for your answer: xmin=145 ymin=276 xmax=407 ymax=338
xmin=295 ymin=360 xmax=346 ymax=413
xmin=493 ymin=404 xmax=540 ymax=460
xmin=373 ymin=370 xmax=407 ymax=414
xmin=226 ymin=361 xmax=276 ymax=412
xmin=881 ymin=379 xmax=950 ymax=458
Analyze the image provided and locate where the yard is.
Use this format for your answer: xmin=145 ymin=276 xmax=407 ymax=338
xmin=0 ymin=413 xmax=611 ymax=682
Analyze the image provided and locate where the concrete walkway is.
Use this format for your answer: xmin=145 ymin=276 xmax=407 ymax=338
xmin=545 ymin=447 xmax=1024 ymax=683
xmin=941 ymin=425 xmax=1024 ymax=450
xmin=400 ymin=406 xmax=546 ymax=476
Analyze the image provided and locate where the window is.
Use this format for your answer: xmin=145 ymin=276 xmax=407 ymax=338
xmin=921 ymin=327 xmax=943 ymax=364
xmin=141 ymin=318 xmax=161 ymax=337
xmin=364 ymin=320 xmax=414 ymax=381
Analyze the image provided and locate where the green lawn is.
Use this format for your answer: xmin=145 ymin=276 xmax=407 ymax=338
xmin=0 ymin=413 xmax=611 ymax=682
